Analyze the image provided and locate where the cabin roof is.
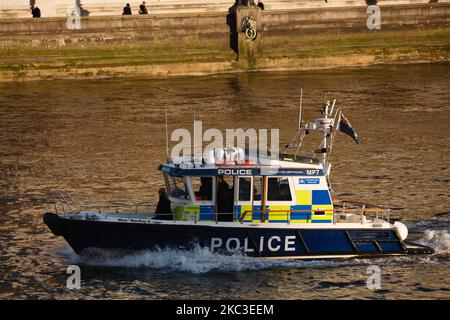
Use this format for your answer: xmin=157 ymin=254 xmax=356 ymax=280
xmin=158 ymin=160 xmax=324 ymax=177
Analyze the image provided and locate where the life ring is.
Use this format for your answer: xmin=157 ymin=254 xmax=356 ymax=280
xmin=245 ymin=28 xmax=257 ymax=40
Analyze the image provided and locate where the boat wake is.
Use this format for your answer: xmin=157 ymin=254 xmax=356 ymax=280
xmin=59 ymin=229 xmax=449 ymax=274
xmin=61 ymin=245 xmax=347 ymax=274
xmin=417 ymin=229 xmax=450 ymax=255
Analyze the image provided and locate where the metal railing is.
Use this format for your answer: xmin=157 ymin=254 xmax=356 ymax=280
xmin=84 ymin=201 xmax=156 ymax=214
xmin=333 ymin=206 xmax=391 ymax=224
xmin=239 ymin=206 xmax=390 ymax=225
xmin=48 ymin=190 xmax=155 ymax=217
xmin=49 ymin=190 xmax=391 ymax=225
xmin=334 ymin=199 xmax=391 ymax=224
xmin=153 ymin=206 xmax=390 ymax=225
xmin=150 ymin=212 xmax=236 ymax=224
xmin=49 ymin=190 xmax=80 ymax=215
xmin=119 ymin=207 xmax=391 ymax=225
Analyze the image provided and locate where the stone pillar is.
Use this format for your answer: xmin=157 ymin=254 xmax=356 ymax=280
xmin=235 ymin=4 xmax=262 ymax=69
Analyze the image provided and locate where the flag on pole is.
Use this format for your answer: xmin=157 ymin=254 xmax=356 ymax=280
xmin=338 ymin=113 xmax=360 ymax=144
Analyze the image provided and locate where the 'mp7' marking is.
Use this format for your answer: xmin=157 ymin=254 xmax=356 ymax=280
xmin=306 ymin=169 xmax=320 ymax=176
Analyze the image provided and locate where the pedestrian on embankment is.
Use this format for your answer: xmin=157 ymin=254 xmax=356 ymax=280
xmin=123 ymin=3 xmax=132 ymax=15
xmin=257 ymin=0 xmax=265 ymax=10
xmin=31 ymin=4 xmax=41 ymax=18
xmin=139 ymin=1 xmax=149 ymax=14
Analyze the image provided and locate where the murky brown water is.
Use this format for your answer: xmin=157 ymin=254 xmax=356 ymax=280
xmin=0 ymin=64 xmax=449 ymax=299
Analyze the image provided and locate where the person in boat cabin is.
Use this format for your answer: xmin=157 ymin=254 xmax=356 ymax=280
xmin=154 ymin=188 xmax=172 ymax=220
xmin=198 ymin=177 xmax=213 ymax=200
xmin=217 ymin=176 xmax=233 ymax=221
xmin=239 ymin=178 xmax=251 ymax=201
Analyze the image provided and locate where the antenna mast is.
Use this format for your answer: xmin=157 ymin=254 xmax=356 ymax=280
xmin=165 ymin=107 xmax=169 ymax=162
xmin=283 ymin=90 xmax=306 ymax=158
xmin=298 ymin=88 xmax=303 ymax=129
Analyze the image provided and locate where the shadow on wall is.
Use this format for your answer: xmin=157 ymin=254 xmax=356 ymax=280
xmin=227 ymin=1 xmax=239 ymax=55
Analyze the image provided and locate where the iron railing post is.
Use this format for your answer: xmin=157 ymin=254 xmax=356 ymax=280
xmin=361 ymin=205 xmax=365 ymax=224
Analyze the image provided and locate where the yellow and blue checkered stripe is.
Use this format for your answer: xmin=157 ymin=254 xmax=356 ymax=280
xmin=233 ymin=189 xmax=333 ymax=223
xmin=172 ymin=188 xmax=333 ymax=223
xmin=234 ymin=205 xmax=266 ymax=222
xmin=171 ymin=204 xmax=215 ymax=221
xmin=297 ymin=189 xmax=333 ymax=223
xmin=199 ymin=205 xmax=215 ymax=221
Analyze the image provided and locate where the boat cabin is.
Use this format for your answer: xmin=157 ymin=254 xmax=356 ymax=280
xmin=158 ymin=148 xmax=334 ymax=224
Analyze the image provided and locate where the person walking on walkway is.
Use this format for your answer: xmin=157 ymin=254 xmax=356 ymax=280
xmin=257 ymin=0 xmax=265 ymax=10
xmin=31 ymin=4 xmax=41 ymax=18
xmin=139 ymin=1 xmax=149 ymax=14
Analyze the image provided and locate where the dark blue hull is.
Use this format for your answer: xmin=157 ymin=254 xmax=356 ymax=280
xmin=41 ymin=212 xmax=427 ymax=258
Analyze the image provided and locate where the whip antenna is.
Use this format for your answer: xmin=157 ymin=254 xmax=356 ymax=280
xmin=298 ymin=88 xmax=303 ymax=129
xmin=165 ymin=107 xmax=169 ymax=162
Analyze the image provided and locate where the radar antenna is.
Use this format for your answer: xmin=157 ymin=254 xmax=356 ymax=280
xmin=165 ymin=107 xmax=169 ymax=162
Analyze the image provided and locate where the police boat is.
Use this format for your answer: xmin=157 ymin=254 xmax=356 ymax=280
xmin=43 ymin=99 xmax=434 ymax=259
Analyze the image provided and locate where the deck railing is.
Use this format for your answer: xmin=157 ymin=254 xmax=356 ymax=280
xmin=239 ymin=206 xmax=390 ymax=225
xmin=49 ymin=190 xmax=80 ymax=215
xmin=49 ymin=190 xmax=390 ymax=225
xmin=48 ymin=190 xmax=155 ymax=217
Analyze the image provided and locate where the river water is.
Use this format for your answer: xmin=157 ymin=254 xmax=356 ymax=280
xmin=0 ymin=64 xmax=449 ymax=299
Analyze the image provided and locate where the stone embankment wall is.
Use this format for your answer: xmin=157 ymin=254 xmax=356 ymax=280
xmin=0 ymin=3 xmax=448 ymax=81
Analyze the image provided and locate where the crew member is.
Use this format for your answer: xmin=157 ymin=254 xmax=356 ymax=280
xmin=199 ymin=177 xmax=212 ymax=200
xmin=154 ymin=188 xmax=172 ymax=220
xmin=217 ymin=176 xmax=232 ymax=221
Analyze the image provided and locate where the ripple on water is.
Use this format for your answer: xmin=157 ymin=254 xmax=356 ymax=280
xmin=0 ymin=64 xmax=449 ymax=299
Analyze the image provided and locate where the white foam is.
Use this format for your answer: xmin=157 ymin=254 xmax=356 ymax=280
xmin=56 ymin=228 xmax=449 ymax=273
xmin=60 ymin=245 xmax=344 ymax=274
xmin=418 ymin=229 xmax=450 ymax=254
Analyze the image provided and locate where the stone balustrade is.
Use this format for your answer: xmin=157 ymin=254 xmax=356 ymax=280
xmin=1 ymin=0 xmax=449 ymax=18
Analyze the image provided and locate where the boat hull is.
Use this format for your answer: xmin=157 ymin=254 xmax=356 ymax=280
xmin=43 ymin=212 xmax=432 ymax=259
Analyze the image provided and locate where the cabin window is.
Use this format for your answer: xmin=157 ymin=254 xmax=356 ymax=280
xmin=191 ymin=176 xmax=213 ymax=201
xmin=238 ymin=177 xmax=251 ymax=201
xmin=238 ymin=176 xmax=263 ymax=202
xmin=267 ymin=177 xmax=292 ymax=201
xmin=168 ymin=176 xmax=190 ymax=200
xmin=253 ymin=176 xmax=263 ymax=201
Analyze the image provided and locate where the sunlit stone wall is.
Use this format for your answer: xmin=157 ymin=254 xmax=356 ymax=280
xmin=0 ymin=0 xmax=448 ymax=18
